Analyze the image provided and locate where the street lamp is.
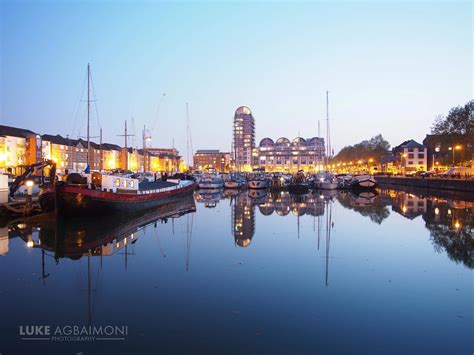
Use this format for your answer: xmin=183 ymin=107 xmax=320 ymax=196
xmin=400 ymin=153 xmax=407 ymax=175
xmin=455 ymin=145 xmax=463 ymax=165
xmin=448 ymin=146 xmax=454 ymax=165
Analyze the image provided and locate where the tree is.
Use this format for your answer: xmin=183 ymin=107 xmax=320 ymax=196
xmin=334 ymin=134 xmax=391 ymax=163
xmin=431 ymin=100 xmax=473 ymax=135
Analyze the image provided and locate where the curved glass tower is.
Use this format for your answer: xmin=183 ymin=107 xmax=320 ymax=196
xmin=233 ymin=106 xmax=255 ymax=171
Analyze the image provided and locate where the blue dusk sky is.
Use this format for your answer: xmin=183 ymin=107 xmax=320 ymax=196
xmin=1 ymin=1 xmax=472 ymax=163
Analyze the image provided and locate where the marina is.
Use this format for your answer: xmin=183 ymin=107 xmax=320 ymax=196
xmin=1 ymin=1 xmax=472 ymax=353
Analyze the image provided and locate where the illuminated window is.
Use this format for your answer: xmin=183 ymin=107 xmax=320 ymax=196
xmin=115 ymin=179 xmax=120 ymax=187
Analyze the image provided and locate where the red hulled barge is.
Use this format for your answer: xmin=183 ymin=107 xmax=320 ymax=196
xmin=49 ymin=172 xmax=196 ymax=217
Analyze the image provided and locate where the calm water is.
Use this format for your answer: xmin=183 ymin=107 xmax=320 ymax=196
xmin=1 ymin=187 xmax=472 ymax=354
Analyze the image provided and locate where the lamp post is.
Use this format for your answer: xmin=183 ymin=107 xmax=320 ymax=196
xmin=455 ymin=145 xmax=462 ymax=165
xmin=25 ymin=180 xmax=34 ymax=213
xmin=448 ymin=146 xmax=454 ymax=165
xmin=433 ymin=146 xmax=440 ymax=171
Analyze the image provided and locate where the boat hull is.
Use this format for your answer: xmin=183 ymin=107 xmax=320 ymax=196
xmin=248 ymin=180 xmax=268 ymax=189
xmin=55 ymin=181 xmax=196 ymax=217
xmin=198 ymin=182 xmax=224 ymax=189
xmin=314 ymin=181 xmax=339 ymax=190
xmin=224 ymin=181 xmax=239 ymax=189
xmin=350 ymin=178 xmax=378 ymax=190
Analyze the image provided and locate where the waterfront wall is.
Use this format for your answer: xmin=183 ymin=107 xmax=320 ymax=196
xmin=377 ymin=176 xmax=474 ymax=192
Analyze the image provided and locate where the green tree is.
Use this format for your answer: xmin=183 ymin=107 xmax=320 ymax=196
xmin=334 ymin=134 xmax=391 ymax=163
xmin=431 ymin=100 xmax=473 ymax=135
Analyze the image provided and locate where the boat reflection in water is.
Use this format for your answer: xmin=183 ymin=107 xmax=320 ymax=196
xmin=194 ymin=188 xmax=223 ymax=208
xmin=8 ymin=195 xmax=196 ymax=262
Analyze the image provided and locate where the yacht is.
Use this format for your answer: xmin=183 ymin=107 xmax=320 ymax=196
xmin=197 ymin=173 xmax=224 ymax=189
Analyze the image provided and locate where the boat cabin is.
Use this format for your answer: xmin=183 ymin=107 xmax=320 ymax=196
xmin=91 ymin=172 xmax=139 ymax=194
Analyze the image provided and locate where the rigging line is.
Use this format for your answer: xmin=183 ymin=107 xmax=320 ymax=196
xmin=89 ymin=70 xmax=102 ymax=131
xmin=71 ymin=67 xmax=88 ymax=139
xmin=151 ymin=93 xmax=166 ymax=134
xmin=187 ymin=103 xmax=194 ymax=160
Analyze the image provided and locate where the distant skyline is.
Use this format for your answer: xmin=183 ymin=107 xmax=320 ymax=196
xmin=1 ymin=1 xmax=472 ymax=164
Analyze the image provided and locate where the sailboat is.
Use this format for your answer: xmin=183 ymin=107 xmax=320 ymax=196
xmin=313 ymin=91 xmax=338 ymax=190
xmin=41 ymin=65 xmax=196 ymax=216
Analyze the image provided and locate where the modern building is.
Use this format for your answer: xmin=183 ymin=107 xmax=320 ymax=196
xmin=256 ymin=136 xmax=325 ymax=173
xmin=392 ymin=139 xmax=428 ymax=173
xmin=193 ymin=150 xmax=231 ymax=172
xmin=233 ymin=106 xmax=255 ymax=172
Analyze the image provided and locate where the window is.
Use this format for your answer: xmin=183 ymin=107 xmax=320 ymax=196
xmin=418 ymin=154 xmax=424 ymax=159
xmin=408 ymin=154 xmax=414 ymax=159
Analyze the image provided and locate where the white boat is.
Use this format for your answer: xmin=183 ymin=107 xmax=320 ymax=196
xmin=314 ymin=172 xmax=339 ymax=190
xmin=248 ymin=174 xmax=269 ymax=189
xmin=198 ymin=173 xmax=224 ymax=189
xmin=350 ymin=175 xmax=378 ymax=190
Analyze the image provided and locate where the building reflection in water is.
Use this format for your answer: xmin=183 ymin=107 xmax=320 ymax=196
xmin=231 ymin=192 xmax=255 ymax=247
xmin=225 ymin=188 xmax=473 ymax=269
xmin=230 ymin=191 xmax=327 ymax=247
xmin=338 ymin=188 xmax=473 ymax=268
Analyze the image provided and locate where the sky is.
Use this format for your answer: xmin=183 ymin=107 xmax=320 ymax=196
xmin=1 ymin=0 xmax=472 ymax=164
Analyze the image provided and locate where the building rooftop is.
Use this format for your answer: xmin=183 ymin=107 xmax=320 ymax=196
xmin=195 ymin=149 xmax=224 ymax=154
xmin=395 ymin=139 xmax=425 ymax=150
xmin=235 ymin=106 xmax=252 ymax=116
xmin=0 ymin=125 xmax=37 ymax=138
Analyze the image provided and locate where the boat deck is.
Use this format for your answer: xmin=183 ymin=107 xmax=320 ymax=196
xmin=138 ymin=180 xmax=177 ymax=191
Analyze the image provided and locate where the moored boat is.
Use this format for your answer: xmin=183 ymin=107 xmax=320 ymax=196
xmin=288 ymin=170 xmax=309 ymax=194
xmin=224 ymin=180 xmax=239 ymax=189
xmin=53 ymin=172 xmax=196 ymax=217
xmin=248 ymin=174 xmax=269 ymax=189
xmin=197 ymin=173 xmax=224 ymax=189
xmin=350 ymin=175 xmax=378 ymax=190
xmin=313 ymin=172 xmax=339 ymax=190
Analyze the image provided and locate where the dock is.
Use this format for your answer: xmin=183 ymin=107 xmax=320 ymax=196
xmin=376 ymin=176 xmax=474 ymax=193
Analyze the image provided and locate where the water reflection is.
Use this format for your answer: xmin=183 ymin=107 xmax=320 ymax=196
xmin=211 ymin=189 xmax=473 ymax=269
xmin=0 ymin=187 xmax=472 ymax=354
xmin=6 ymin=195 xmax=196 ymax=262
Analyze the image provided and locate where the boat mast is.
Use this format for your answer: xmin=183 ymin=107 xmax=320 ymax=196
xmin=99 ymin=128 xmax=103 ymax=171
xmin=118 ymin=120 xmax=134 ymax=170
xmin=316 ymin=120 xmax=320 ymax=172
xmin=125 ymin=120 xmax=128 ymax=170
xmin=87 ymin=63 xmax=91 ymax=167
xmin=326 ymin=90 xmax=330 ymax=171
xmin=186 ymin=102 xmax=194 ymax=172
